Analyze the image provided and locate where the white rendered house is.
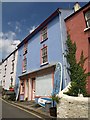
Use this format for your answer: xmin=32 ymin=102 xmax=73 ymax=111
xmin=2 ymin=49 xmax=18 ymax=90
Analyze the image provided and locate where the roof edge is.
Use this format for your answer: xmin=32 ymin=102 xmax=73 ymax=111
xmin=17 ymin=8 xmax=61 ymax=48
xmin=2 ymin=48 xmax=18 ymax=63
xmin=65 ymin=2 xmax=90 ymax=21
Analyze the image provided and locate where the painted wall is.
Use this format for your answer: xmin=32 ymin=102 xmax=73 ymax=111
xmin=16 ymin=9 xmax=73 ymax=97
xmin=2 ymin=50 xmax=18 ymax=90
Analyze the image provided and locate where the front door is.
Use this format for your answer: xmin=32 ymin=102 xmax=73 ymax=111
xmin=32 ymin=78 xmax=35 ymax=100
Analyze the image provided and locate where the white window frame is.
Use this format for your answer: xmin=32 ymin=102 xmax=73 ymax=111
xmin=41 ymin=27 xmax=48 ymax=42
xmin=85 ymin=10 xmax=90 ymax=28
xmin=23 ymin=42 xmax=28 ymax=55
xmin=41 ymin=46 xmax=48 ymax=64
xmin=23 ymin=57 xmax=27 ymax=72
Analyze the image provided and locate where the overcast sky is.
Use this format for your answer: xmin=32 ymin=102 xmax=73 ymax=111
xmin=0 ymin=2 xmax=88 ymax=61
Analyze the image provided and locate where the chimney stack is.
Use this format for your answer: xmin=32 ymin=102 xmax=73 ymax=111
xmin=74 ymin=2 xmax=81 ymax=12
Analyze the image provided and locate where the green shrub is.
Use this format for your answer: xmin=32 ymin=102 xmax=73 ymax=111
xmin=65 ymin=34 xmax=90 ymax=96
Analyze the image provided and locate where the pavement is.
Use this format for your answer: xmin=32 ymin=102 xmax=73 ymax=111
xmin=7 ymin=100 xmax=55 ymax=119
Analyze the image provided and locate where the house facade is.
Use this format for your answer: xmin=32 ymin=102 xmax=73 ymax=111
xmin=2 ymin=49 xmax=18 ymax=91
xmin=65 ymin=2 xmax=90 ymax=94
xmin=15 ymin=8 xmax=73 ymax=101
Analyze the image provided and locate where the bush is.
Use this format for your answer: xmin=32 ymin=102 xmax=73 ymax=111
xmin=65 ymin=34 xmax=90 ymax=96
xmin=3 ymin=90 xmax=16 ymax=101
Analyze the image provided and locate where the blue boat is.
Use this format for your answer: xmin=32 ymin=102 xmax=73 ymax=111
xmin=38 ymin=97 xmax=52 ymax=107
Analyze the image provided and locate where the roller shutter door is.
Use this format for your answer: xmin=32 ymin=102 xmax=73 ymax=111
xmin=35 ymin=74 xmax=53 ymax=96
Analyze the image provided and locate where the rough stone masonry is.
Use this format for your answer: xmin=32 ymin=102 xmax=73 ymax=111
xmin=57 ymin=94 xmax=90 ymax=119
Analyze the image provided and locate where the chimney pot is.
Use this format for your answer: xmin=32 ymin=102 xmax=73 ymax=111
xmin=74 ymin=2 xmax=81 ymax=12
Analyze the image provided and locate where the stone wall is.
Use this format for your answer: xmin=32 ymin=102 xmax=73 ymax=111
xmin=57 ymin=94 xmax=89 ymax=118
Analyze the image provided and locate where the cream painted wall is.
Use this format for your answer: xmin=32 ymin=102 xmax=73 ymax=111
xmin=2 ymin=50 xmax=18 ymax=90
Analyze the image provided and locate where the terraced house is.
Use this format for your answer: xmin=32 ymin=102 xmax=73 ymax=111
xmin=15 ymin=8 xmax=73 ymax=101
xmin=65 ymin=2 xmax=90 ymax=94
xmin=2 ymin=49 xmax=18 ymax=91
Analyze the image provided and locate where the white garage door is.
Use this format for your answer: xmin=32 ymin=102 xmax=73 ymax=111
xmin=35 ymin=74 xmax=53 ymax=96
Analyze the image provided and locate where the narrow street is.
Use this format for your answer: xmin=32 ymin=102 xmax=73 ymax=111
xmin=1 ymin=98 xmax=43 ymax=119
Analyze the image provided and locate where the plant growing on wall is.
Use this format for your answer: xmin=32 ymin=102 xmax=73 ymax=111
xmin=65 ymin=33 xmax=90 ymax=96
xmin=51 ymin=94 xmax=60 ymax=107
xmin=49 ymin=94 xmax=60 ymax=117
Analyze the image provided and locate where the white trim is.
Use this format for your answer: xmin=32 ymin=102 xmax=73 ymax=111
xmin=40 ymin=62 xmax=48 ymax=66
xmin=84 ymin=27 xmax=90 ymax=32
xmin=59 ymin=13 xmax=66 ymax=87
xmin=59 ymin=62 xmax=62 ymax=92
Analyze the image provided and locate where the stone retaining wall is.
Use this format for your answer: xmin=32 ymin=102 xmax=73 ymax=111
xmin=57 ymin=94 xmax=89 ymax=118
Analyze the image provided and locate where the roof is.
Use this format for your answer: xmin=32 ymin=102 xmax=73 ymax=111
xmin=65 ymin=2 xmax=90 ymax=21
xmin=17 ymin=8 xmax=61 ymax=48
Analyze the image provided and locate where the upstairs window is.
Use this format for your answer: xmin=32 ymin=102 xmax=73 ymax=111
xmin=4 ymin=65 xmax=7 ymax=75
xmin=11 ymin=77 xmax=13 ymax=85
xmin=11 ymin=60 xmax=14 ymax=74
xmin=41 ymin=45 xmax=48 ymax=64
xmin=3 ymin=80 xmax=5 ymax=87
xmin=41 ymin=27 xmax=48 ymax=42
xmin=12 ymin=62 xmax=14 ymax=73
xmin=22 ymin=56 xmax=27 ymax=72
xmin=85 ymin=10 xmax=90 ymax=28
xmin=23 ymin=42 xmax=28 ymax=55
xmin=12 ymin=52 xmax=15 ymax=61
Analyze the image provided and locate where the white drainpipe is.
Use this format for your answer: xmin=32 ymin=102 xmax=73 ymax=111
xmin=59 ymin=11 xmax=67 ymax=88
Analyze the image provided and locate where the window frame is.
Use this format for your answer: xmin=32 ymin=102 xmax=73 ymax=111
xmin=23 ymin=42 xmax=28 ymax=55
xmin=12 ymin=52 xmax=15 ymax=61
xmin=22 ymin=56 xmax=27 ymax=72
xmin=12 ymin=61 xmax=14 ymax=73
xmin=40 ymin=26 xmax=48 ymax=43
xmin=40 ymin=45 xmax=48 ymax=65
xmin=84 ymin=10 xmax=90 ymax=28
xmin=3 ymin=80 xmax=5 ymax=87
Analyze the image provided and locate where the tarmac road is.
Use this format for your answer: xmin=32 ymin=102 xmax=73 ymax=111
xmin=1 ymin=98 xmax=43 ymax=119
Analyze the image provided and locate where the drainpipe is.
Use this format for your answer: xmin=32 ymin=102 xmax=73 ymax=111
xmin=59 ymin=10 xmax=67 ymax=88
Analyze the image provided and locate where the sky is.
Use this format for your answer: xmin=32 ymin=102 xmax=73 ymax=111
xmin=0 ymin=2 xmax=88 ymax=61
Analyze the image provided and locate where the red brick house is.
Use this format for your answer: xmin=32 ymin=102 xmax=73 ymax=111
xmin=65 ymin=2 xmax=90 ymax=94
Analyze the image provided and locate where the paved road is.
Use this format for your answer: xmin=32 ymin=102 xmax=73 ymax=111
xmin=1 ymin=99 xmax=43 ymax=119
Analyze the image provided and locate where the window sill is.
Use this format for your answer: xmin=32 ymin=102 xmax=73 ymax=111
xmin=40 ymin=62 xmax=49 ymax=67
xmin=84 ymin=27 xmax=90 ymax=32
xmin=12 ymin=59 xmax=15 ymax=62
xmin=40 ymin=38 xmax=48 ymax=44
xmin=22 ymin=70 xmax=27 ymax=73
xmin=20 ymin=93 xmax=24 ymax=95
xmin=10 ymin=71 xmax=14 ymax=74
